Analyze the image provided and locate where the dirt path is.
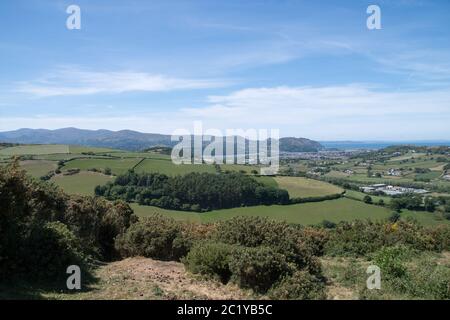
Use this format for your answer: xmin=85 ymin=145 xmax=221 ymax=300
xmin=61 ymin=257 xmax=250 ymax=300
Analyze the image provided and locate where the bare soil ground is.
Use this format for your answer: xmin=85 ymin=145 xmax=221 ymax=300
xmin=44 ymin=257 xmax=251 ymax=300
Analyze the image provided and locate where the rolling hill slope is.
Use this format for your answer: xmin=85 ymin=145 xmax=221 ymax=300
xmin=0 ymin=127 xmax=323 ymax=152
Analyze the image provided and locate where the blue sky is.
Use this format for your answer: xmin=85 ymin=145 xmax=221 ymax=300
xmin=0 ymin=0 xmax=449 ymax=140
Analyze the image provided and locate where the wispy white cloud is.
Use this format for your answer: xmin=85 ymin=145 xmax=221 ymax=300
xmin=178 ymin=85 xmax=450 ymax=139
xmin=3 ymin=85 xmax=450 ymax=140
xmin=374 ymin=51 xmax=450 ymax=82
xmin=16 ymin=67 xmax=230 ymax=97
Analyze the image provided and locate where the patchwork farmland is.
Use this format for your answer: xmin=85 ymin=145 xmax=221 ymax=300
xmin=1 ymin=143 xmax=448 ymax=227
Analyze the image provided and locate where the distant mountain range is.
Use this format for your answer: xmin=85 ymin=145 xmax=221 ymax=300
xmin=0 ymin=128 xmax=323 ymax=152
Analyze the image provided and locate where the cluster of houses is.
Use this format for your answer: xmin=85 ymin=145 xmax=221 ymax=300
xmin=387 ymin=168 xmax=402 ymax=176
xmin=360 ymin=184 xmax=429 ymax=196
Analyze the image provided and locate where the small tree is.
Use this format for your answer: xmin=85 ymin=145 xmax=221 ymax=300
xmin=363 ymin=195 xmax=373 ymax=204
xmin=389 ymin=212 xmax=401 ymax=223
xmin=424 ymin=197 xmax=436 ymax=212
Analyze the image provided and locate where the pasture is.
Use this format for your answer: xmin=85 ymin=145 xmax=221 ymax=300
xmin=274 ymin=176 xmax=343 ymax=198
xmin=68 ymin=145 xmax=120 ymax=154
xmin=2 ymin=143 xmax=448 ymax=228
xmin=105 ymin=152 xmax=171 ymax=160
xmin=51 ymin=172 xmax=114 ymax=196
xmin=344 ymin=189 xmax=392 ymax=205
xmin=132 ymin=198 xmax=388 ymax=224
xmin=62 ymin=158 xmax=142 ymax=175
xmin=134 ymin=158 xmax=217 ymax=176
xmin=20 ymin=160 xmax=57 ymax=178
xmin=220 ymin=164 xmax=259 ymax=174
xmin=132 ymin=197 xmax=446 ymax=226
xmin=0 ymin=144 xmax=69 ymax=156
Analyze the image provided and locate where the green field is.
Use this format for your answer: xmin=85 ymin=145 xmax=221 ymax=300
xmin=254 ymin=176 xmax=278 ymax=187
xmin=0 ymin=144 xmax=69 ymax=156
xmin=134 ymin=158 xmax=217 ymax=175
xmin=3 ymin=143 xmax=448 ymax=228
xmin=324 ymin=170 xmax=351 ymax=178
xmin=132 ymin=197 xmax=447 ymax=226
xmin=387 ymin=152 xmax=426 ymax=162
xmin=132 ymin=198 xmax=390 ymax=224
xmin=20 ymin=160 xmax=57 ymax=178
xmin=34 ymin=154 xmax=112 ymax=161
xmin=68 ymin=145 xmax=120 ymax=154
xmin=105 ymin=152 xmax=171 ymax=160
xmin=130 ymin=203 xmax=202 ymax=222
xmin=274 ymin=176 xmax=343 ymax=198
xmin=344 ymin=189 xmax=392 ymax=205
xmin=51 ymin=172 xmax=114 ymax=196
xmin=415 ymin=171 xmax=442 ymax=180
xmin=62 ymin=158 xmax=142 ymax=175
xmin=220 ymin=164 xmax=259 ymax=174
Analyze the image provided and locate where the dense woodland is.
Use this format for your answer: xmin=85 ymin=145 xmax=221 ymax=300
xmin=94 ymin=171 xmax=290 ymax=211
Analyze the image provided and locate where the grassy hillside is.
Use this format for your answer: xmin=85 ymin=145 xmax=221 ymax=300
xmin=275 ymin=176 xmax=343 ymax=198
xmin=2 ymin=143 xmax=448 ymax=228
xmin=62 ymin=158 xmax=142 ymax=175
xmin=19 ymin=160 xmax=57 ymax=178
xmin=134 ymin=158 xmax=217 ymax=175
xmin=0 ymin=144 xmax=69 ymax=156
xmin=132 ymin=198 xmax=388 ymax=224
xmin=51 ymin=172 xmax=114 ymax=196
xmin=132 ymin=198 xmax=447 ymax=226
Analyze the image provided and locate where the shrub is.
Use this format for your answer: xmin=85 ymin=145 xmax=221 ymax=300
xmin=21 ymin=221 xmax=88 ymax=281
xmin=388 ymin=212 xmax=401 ymax=223
xmin=229 ymin=246 xmax=291 ymax=293
xmin=364 ymin=251 xmax=450 ymax=300
xmin=214 ymin=216 xmax=321 ymax=274
xmin=115 ymin=215 xmax=185 ymax=261
xmin=325 ymin=220 xmax=444 ymax=257
xmin=0 ymin=162 xmax=69 ymax=279
xmin=321 ymin=220 xmax=336 ymax=229
xmin=424 ymin=224 xmax=450 ymax=251
xmin=176 ymin=222 xmax=216 ymax=254
xmin=296 ymin=226 xmax=329 ymax=257
xmin=183 ymin=242 xmax=234 ymax=283
xmin=0 ymin=160 xmax=134 ymax=284
xmin=268 ymin=271 xmax=326 ymax=300
xmin=372 ymin=246 xmax=411 ymax=279
xmin=403 ymin=259 xmax=450 ymax=299
xmin=63 ymin=197 xmax=136 ymax=260
xmin=363 ymin=195 xmax=373 ymax=204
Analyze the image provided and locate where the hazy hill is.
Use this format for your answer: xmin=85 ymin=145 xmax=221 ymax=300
xmin=278 ymin=137 xmax=323 ymax=152
xmin=0 ymin=128 xmax=323 ymax=152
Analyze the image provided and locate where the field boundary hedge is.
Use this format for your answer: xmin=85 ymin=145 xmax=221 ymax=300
xmin=289 ymin=192 xmax=344 ymax=204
